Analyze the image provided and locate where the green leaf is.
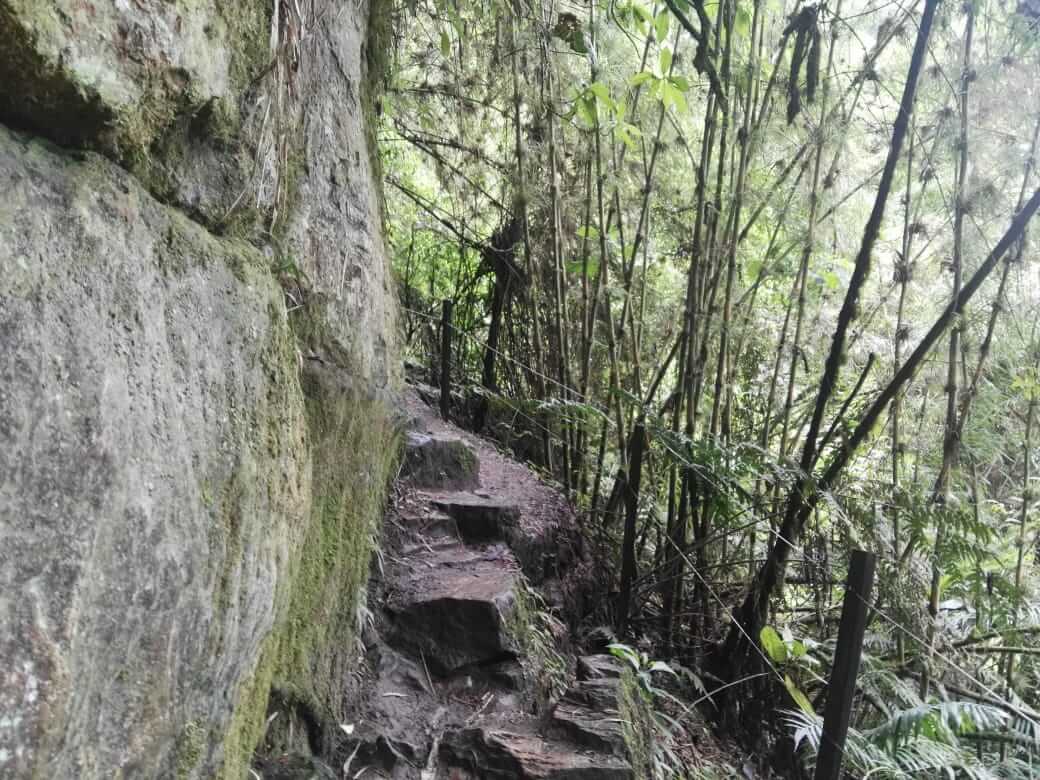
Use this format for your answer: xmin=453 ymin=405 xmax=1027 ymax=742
xmin=440 ymin=28 xmax=451 ymax=57
xmin=615 ymin=123 xmax=641 ymax=152
xmin=822 ymin=270 xmax=840 ymax=290
xmin=660 ymin=81 xmax=688 ymax=113
xmin=607 ymin=643 xmax=641 ymax=672
xmin=588 ymin=81 xmax=613 ymax=109
xmin=654 ymin=9 xmax=670 ymax=42
xmin=633 ymin=3 xmax=654 ymax=34
xmin=576 ymin=225 xmax=600 ymax=240
xmin=672 ymin=86 xmax=688 ymax=112
xmin=659 ymin=47 xmax=673 ymax=75
xmin=660 ymin=81 xmax=675 ymax=110
xmin=785 ymin=675 xmax=816 ymax=715
xmin=649 ymin=660 xmax=677 ymax=676
xmin=669 ymin=75 xmax=690 ymax=91
xmin=576 ymin=95 xmax=598 ymax=126
xmin=630 ymin=71 xmax=655 ymax=87
xmin=760 ymin=626 xmax=788 ymax=663
xmin=790 ymin=640 xmax=809 ymax=658
xmin=1012 ymin=368 xmax=1040 ymax=399
xmin=565 ymin=257 xmax=600 ymax=277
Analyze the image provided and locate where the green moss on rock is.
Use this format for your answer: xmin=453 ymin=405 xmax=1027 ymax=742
xmin=175 ymin=721 xmax=207 ymax=780
xmin=2 ymin=0 xmax=399 ymax=775
xmin=0 ymin=0 xmax=271 ymax=156
xmin=218 ymin=365 xmax=399 ymax=779
xmin=618 ymin=669 xmax=656 ymax=779
xmin=0 ymin=3 xmax=114 ymax=145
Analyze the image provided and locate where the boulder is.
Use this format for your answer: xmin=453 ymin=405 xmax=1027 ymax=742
xmin=0 ymin=0 xmax=399 ymax=775
xmin=0 ymin=0 xmax=268 ymax=153
xmin=550 ymin=680 xmax=627 ymax=756
xmin=576 ymin=654 xmax=624 ymax=681
xmin=0 ymin=126 xmax=308 ymax=778
xmin=403 ymin=432 xmax=480 ymax=490
xmin=559 ymin=678 xmax=621 ymax=710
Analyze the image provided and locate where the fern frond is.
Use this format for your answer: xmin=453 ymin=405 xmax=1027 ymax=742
xmin=864 ymin=701 xmax=1007 ymax=748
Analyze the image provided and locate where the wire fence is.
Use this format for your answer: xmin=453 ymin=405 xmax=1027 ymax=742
xmin=401 ymin=299 xmax=1040 ymax=740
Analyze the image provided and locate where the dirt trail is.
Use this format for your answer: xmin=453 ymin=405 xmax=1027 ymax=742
xmin=337 ymin=386 xmax=635 ymax=779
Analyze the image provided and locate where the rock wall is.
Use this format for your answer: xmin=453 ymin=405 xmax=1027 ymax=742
xmin=0 ymin=1 xmax=398 ymax=777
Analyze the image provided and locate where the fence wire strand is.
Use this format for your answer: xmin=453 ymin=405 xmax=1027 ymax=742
xmin=402 ymin=302 xmax=1040 ymax=741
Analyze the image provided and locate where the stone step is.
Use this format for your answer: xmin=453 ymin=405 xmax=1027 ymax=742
xmin=430 ymin=495 xmax=520 ymax=543
xmin=549 ymin=679 xmax=626 ymax=757
xmin=342 ymin=641 xmax=444 ymax=779
xmin=386 ymin=543 xmax=520 ymax=675
xmin=402 ymin=432 xmax=480 ymax=490
xmin=396 ymin=504 xmax=461 ymax=541
xmin=252 ymin=754 xmax=338 ymax=779
xmin=576 ymin=653 xmax=624 ymax=681
xmin=400 ymin=532 xmax=460 ymax=558
xmin=438 ymin=727 xmax=633 ymax=779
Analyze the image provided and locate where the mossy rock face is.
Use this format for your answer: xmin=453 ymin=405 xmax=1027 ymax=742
xmin=618 ymin=669 xmax=657 ymax=779
xmin=0 ymin=0 xmax=403 ymax=248
xmin=0 ymin=125 xmax=308 ymax=778
xmin=0 ymin=0 xmax=273 ymax=236
xmin=0 ymin=121 xmax=399 ymax=780
xmin=0 ymin=0 xmax=268 ymax=157
xmin=1 ymin=0 xmax=399 ymax=776
xmin=218 ymin=366 xmax=400 ymax=780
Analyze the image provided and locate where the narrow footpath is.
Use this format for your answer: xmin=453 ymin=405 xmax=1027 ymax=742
xmin=342 ymin=385 xmax=636 ymax=779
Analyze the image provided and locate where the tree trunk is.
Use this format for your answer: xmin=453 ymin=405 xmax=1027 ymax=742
xmin=618 ymin=420 xmax=647 ymax=635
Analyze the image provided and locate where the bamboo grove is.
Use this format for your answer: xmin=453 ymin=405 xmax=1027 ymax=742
xmin=379 ymin=0 xmax=1040 ymax=773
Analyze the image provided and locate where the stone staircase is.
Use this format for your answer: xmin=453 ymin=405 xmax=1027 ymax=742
xmin=339 ymin=388 xmax=635 ymax=779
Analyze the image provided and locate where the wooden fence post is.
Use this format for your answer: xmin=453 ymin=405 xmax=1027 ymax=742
xmin=814 ymin=549 xmax=876 ymax=780
xmin=439 ymin=299 xmax=453 ymax=420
